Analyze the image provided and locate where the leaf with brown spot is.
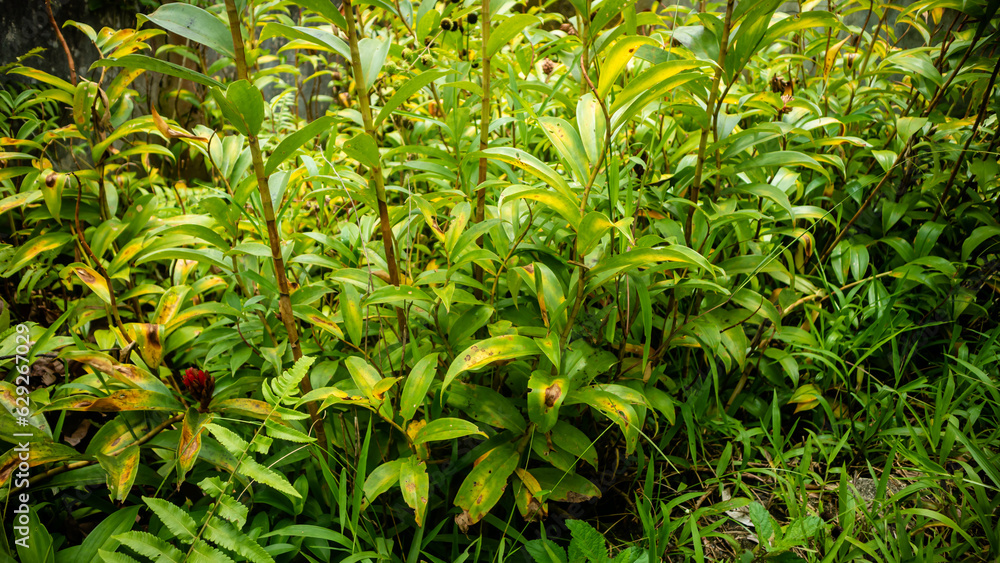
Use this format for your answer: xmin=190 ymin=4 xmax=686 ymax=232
xmin=153 ymin=285 xmax=190 ymax=325
xmin=59 ymin=350 xmax=169 ymax=394
xmin=0 ymin=442 xmax=82 ymax=488
xmin=527 ymin=372 xmax=569 ymax=433
xmin=98 ymin=444 xmax=140 ymax=502
xmin=85 ymin=418 xmax=151 ymax=456
xmin=177 ymin=408 xmax=210 ymax=484
xmin=824 ymin=37 xmax=851 ymax=79
xmin=41 ymin=389 xmax=183 ymax=413
xmin=3 ymin=232 xmax=72 ymax=276
xmin=454 ymin=443 xmax=519 ymax=525
xmin=151 ymin=105 xmax=209 ymax=141
xmin=125 ymin=323 xmax=165 ymax=370
xmin=399 ymin=456 xmax=429 ymax=527
xmin=444 ymin=335 xmax=540 ymax=392
xmin=566 ymin=387 xmax=640 ymax=454
xmin=70 ymin=264 xmax=112 ymax=304
xmin=530 ymin=468 xmax=601 ymax=503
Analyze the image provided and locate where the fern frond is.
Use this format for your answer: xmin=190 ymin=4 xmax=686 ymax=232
xmin=264 ymin=419 xmax=315 ymax=443
xmin=115 ymin=530 xmax=185 ymax=563
xmin=143 ymin=497 xmax=197 ymax=545
xmin=240 ymin=458 xmax=301 ymax=498
xmin=205 ymin=423 xmax=249 ymax=456
xmin=189 ymin=540 xmax=235 ymax=563
xmin=98 ymin=550 xmax=142 ymax=563
xmin=263 ymin=355 xmax=314 ymax=405
xmin=204 ymin=519 xmax=275 ymax=563
xmin=198 ymin=478 xmax=248 ymax=527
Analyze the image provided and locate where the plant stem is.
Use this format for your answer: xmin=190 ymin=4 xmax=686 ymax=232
xmin=474 ymin=0 xmax=492 ymax=299
xmin=223 ymin=0 xmax=326 ymax=449
xmin=43 ymin=0 xmax=76 ymax=86
xmin=932 ymin=58 xmax=1000 ymax=221
xmin=685 ymin=0 xmax=733 ymax=247
xmin=342 ymin=0 xmax=408 ymax=345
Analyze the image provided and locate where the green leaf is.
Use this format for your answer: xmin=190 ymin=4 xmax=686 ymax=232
xmin=748 ymin=502 xmax=775 ymax=546
xmin=525 ymin=539 xmax=568 ymax=563
xmin=400 ymin=353 xmax=440 ymax=421
xmin=539 ymin=117 xmax=590 ymax=184
xmin=293 ymin=0 xmax=348 ymax=29
xmin=471 ymin=147 xmax=574 ymax=200
xmin=344 ymin=356 xmax=383 ymax=402
xmin=587 ymin=246 xmax=716 ymax=290
xmin=486 ymin=15 xmax=539 ymax=58
xmin=203 ymin=519 xmax=274 ymax=563
xmin=412 ymin=418 xmax=486 ymax=444
xmin=454 ymin=443 xmax=520 ymax=525
xmin=363 ymin=460 xmax=403 ymax=505
xmin=610 ymin=60 xmax=707 ymax=115
xmin=343 ymin=133 xmax=381 ymax=168
xmin=93 ymin=55 xmax=222 ymax=88
xmin=340 ymin=282 xmax=364 ymax=345
xmin=376 ymin=69 xmax=452 ymax=126
xmin=597 ymin=36 xmax=659 ymax=99
xmin=576 ymin=94 xmax=605 ymax=164
xmin=446 ymin=383 xmax=527 ymax=433
xmin=226 ymin=80 xmax=265 ymax=136
xmin=566 ymin=519 xmax=609 ymax=563
xmin=265 ymin=115 xmax=334 ymax=175
xmin=399 ymin=456 xmax=430 ymax=526
xmin=359 ymin=38 xmax=391 ymax=92
xmin=528 ymin=373 xmax=569 ymax=433
xmin=141 ymin=3 xmax=234 ymax=58
xmin=961 ymin=225 xmax=1000 ymax=261
xmin=77 ymin=505 xmax=142 ymax=562
xmin=502 ymin=185 xmax=583 ymax=229
xmin=443 ymin=335 xmax=541 ymax=391
xmin=260 ymin=23 xmax=351 ymax=59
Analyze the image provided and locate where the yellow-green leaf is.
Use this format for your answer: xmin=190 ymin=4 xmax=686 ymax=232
xmin=444 ymin=335 xmax=540 ymax=391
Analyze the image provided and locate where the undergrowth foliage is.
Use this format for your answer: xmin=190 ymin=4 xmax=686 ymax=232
xmin=1 ymin=0 xmax=998 ymax=561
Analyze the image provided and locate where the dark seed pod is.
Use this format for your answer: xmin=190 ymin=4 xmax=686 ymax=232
xmin=421 ymin=54 xmax=434 ymax=67
xmin=472 ymin=61 xmax=479 ymax=68
xmin=467 ymin=13 xmax=478 ymax=24
xmin=460 ymin=49 xmax=468 ymax=58
xmin=441 ymin=18 xmax=453 ymax=31
xmin=454 ymin=23 xmax=463 ymax=32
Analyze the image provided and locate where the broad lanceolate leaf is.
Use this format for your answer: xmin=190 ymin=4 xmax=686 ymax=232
xmin=97 ymin=445 xmax=140 ymax=502
xmin=41 ymin=389 xmax=184 ymax=413
xmin=399 ymin=456 xmax=430 ymax=526
xmin=343 ymin=133 xmax=381 ymax=169
xmin=400 ymin=353 xmax=439 ymax=421
xmin=376 ymin=69 xmax=452 ymax=126
xmin=265 ymin=116 xmax=335 ymax=175
xmin=142 ymin=3 xmax=234 ymax=58
xmin=539 ymin=117 xmax=589 ymax=185
xmin=469 ymin=147 xmax=574 ymax=200
xmin=363 ymin=460 xmax=403 ymax=507
xmin=597 ymin=36 xmax=659 ymax=99
xmin=344 ymin=356 xmax=384 ymax=402
xmin=177 ymin=408 xmax=209 ymax=483
xmin=454 ymin=443 xmax=520 ymax=525
xmin=411 ymin=418 xmax=486 ymax=445
xmin=486 ymin=15 xmax=540 ymax=57
xmin=443 ymin=335 xmax=541 ymax=391
xmin=0 ymin=442 xmax=82 ymax=488
xmin=587 ymin=246 xmax=717 ymax=290
xmin=528 ymin=373 xmax=569 ymax=433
